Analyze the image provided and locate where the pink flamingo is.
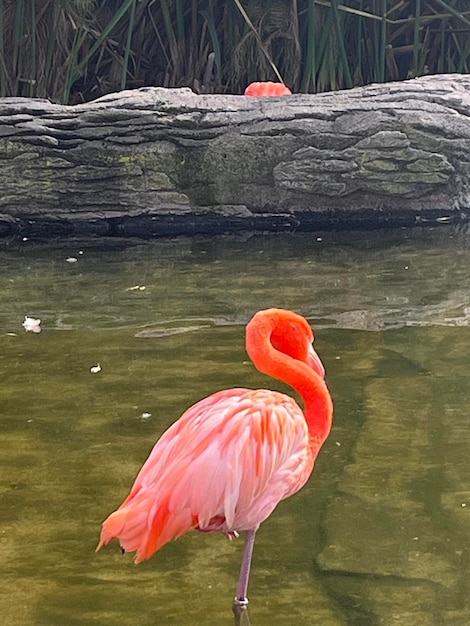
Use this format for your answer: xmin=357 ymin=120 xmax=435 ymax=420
xmin=244 ymin=81 xmax=292 ymax=96
xmin=97 ymin=308 xmax=333 ymax=607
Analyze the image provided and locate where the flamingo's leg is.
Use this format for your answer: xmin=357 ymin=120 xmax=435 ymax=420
xmin=234 ymin=530 xmax=256 ymax=607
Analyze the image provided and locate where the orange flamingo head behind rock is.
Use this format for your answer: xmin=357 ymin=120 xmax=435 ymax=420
xmin=244 ymin=81 xmax=292 ymax=96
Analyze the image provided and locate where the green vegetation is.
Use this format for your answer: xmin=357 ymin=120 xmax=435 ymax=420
xmin=0 ymin=0 xmax=469 ymax=103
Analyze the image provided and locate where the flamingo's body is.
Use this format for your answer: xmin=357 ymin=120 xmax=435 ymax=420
xmin=244 ymin=81 xmax=292 ymax=96
xmin=98 ymin=308 xmax=333 ymax=605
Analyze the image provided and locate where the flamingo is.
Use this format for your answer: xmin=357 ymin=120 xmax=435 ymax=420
xmin=244 ymin=81 xmax=292 ymax=96
xmin=97 ymin=308 xmax=333 ymax=607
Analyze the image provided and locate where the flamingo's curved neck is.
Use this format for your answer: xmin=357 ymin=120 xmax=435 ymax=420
xmin=246 ymin=314 xmax=333 ymax=449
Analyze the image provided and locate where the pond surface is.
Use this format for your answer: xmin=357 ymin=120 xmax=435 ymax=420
xmin=0 ymin=227 xmax=469 ymax=626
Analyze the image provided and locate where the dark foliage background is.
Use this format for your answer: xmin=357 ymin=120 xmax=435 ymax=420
xmin=1 ymin=0 xmax=469 ymax=103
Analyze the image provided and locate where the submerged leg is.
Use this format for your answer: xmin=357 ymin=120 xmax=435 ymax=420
xmin=233 ymin=603 xmax=252 ymax=626
xmin=234 ymin=530 xmax=256 ymax=607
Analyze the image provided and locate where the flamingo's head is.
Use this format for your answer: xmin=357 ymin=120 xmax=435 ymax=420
xmin=253 ymin=308 xmax=326 ymax=379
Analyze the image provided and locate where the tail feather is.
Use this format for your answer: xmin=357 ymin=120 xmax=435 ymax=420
xmin=97 ymin=492 xmax=197 ymax=563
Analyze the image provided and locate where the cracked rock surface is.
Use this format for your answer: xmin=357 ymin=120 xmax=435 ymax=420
xmin=0 ymin=74 xmax=469 ymax=237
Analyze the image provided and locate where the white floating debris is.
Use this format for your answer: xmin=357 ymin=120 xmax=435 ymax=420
xmin=139 ymin=412 xmax=152 ymax=420
xmin=22 ymin=316 xmax=41 ymax=333
xmin=90 ymin=363 xmax=102 ymax=374
xmin=66 ymin=257 xmax=78 ymax=263
xmin=126 ymin=285 xmax=146 ymax=291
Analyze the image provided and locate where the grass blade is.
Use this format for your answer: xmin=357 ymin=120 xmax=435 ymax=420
xmin=0 ymin=0 xmax=5 ymax=97
xmin=232 ymin=0 xmax=285 ymax=84
xmin=330 ymin=0 xmax=353 ymax=88
xmin=121 ymin=0 xmax=137 ymax=90
xmin=413 ymin=0 xmax=422 ymax=77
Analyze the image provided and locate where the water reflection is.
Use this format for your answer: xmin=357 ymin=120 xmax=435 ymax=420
xmin=0 ymin=227 xmax=469 ymax=625
xmin=233 ymin=604 xmax=251 ymax=626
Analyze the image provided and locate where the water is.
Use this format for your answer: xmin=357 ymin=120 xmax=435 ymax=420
xmin=0 ymin=228 xmax=469 ymax=625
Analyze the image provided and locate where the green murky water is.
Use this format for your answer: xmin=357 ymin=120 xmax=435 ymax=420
xmin=1 ymin=228 xmax=469 ymax=626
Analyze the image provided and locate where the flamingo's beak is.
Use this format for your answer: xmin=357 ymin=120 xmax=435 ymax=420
xmin=307 ymin=344 xmax=326 ymax=379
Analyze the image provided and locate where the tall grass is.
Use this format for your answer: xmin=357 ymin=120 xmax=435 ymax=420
xmin=0 ymin=0 xmax=468 ymax=103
